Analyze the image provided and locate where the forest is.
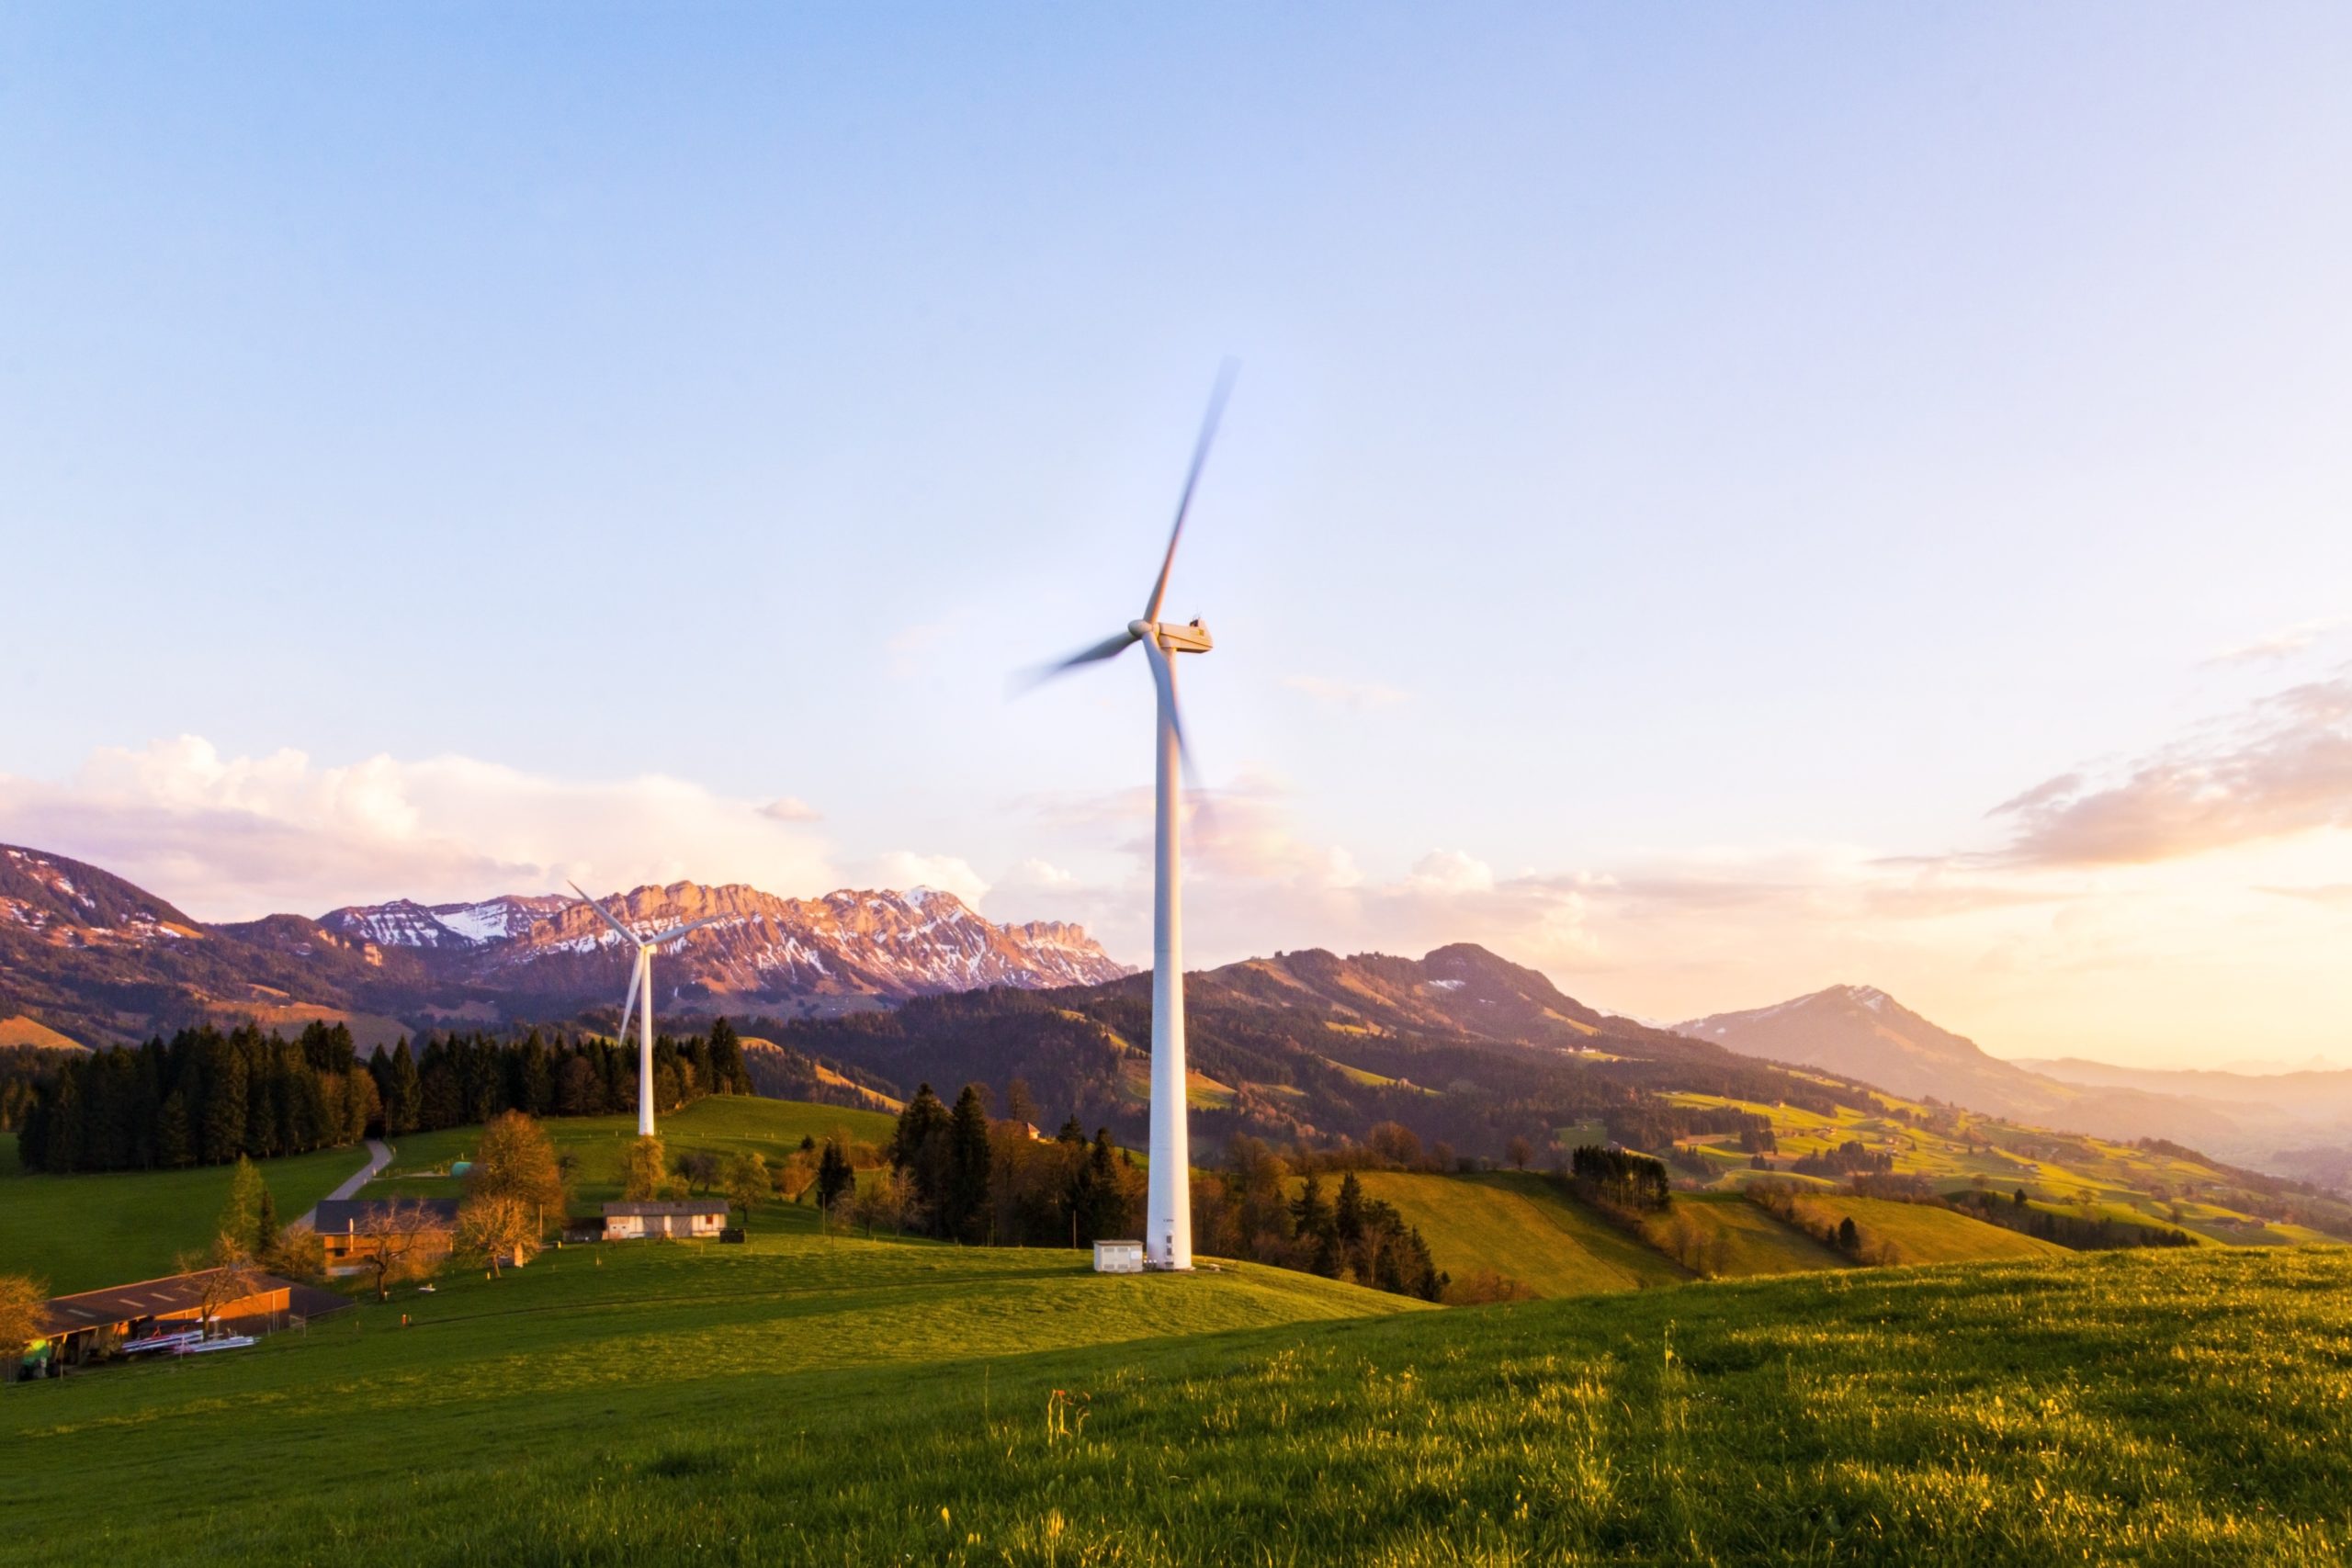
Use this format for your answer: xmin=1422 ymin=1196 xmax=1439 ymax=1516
xmin=12 ymin=1020 xmax=754 ymax=1173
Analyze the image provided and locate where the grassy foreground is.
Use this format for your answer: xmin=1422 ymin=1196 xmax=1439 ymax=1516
xmin=6 ymin=1235 xmax=2352 ymax=1564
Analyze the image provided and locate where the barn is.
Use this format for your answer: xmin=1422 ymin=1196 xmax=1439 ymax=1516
xmin=19 ymin=1268 xmax=347 ymax=1378
xmin=313 ymin=1197 xmax=461 ymax=1277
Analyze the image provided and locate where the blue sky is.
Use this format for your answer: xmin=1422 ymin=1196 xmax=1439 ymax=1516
xmin=5 ymin=5 xmax=2350 ymax=1064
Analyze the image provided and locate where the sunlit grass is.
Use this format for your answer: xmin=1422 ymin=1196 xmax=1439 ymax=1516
xmin=8 ymin=1242 xmax=2350 ymax=1564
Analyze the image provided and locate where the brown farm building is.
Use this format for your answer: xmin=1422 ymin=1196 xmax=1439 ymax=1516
xmin=22 ymin=1268 xmax=348 ymax=1377
xmin=314 ymin=1197 xmax=461 ymax=1277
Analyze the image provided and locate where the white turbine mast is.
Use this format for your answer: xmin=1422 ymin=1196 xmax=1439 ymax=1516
xmin=1024 ymin=360 xmax=1238 ymax=1270
xmin=568 ymin=883 xmax=722 ymax=1138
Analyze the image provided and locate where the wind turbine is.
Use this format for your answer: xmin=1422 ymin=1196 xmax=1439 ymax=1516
xmin=1025 ymin=361 xmax=1237 ymax=1271
xmin=568 ymin=883 xmax=723 ymax=1138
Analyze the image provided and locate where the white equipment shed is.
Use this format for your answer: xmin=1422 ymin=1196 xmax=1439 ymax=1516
xmin=1093 ymin=1240 xmax=1146 ymax=1273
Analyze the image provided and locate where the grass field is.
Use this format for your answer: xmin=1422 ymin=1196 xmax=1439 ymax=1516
xmin=6 ymin=1232 xmax=2350 ymax=1563
xmin=370 ymin=1095 xmax=901 ymax=1204
xmin=1787 ymin=1193 xmax=2070 ymax=1265
xmin=0 ymin=1142 xmax=368 ymax=1293
xmin=1651 ymin=1190 xmax=1853 ymax=1276
xmin=1333 ymin=1171 xmax=1685 ymax=1298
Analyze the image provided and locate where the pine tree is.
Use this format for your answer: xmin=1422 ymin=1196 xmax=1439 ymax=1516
xmin=944 ymin=1085 xmax=993 ymax=1244
xmin=889 ymin=1084 xmax=953 ymax=1223
xmin=219 ymin=1156 xmax=266 ymax=1252
xmin=1334 ymin=1171 xmax=1366 ymax=1247
xmin=816 ymin=1139 xmax=855 ymax=1215
xmin=155 ymin=1089 xmax=193 ymax=1168
xmin=255 ymin=1189 xmax=281 ymax=1257
xmin=201 ymin=1042 xmax=247 ymax=1164
xmin=1292 ymin=1171 xmax=1334 ymax=1236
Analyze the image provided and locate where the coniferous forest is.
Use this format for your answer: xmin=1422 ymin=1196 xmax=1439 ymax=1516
xmin=13 ymin=1020 xmax=754 ymax=1174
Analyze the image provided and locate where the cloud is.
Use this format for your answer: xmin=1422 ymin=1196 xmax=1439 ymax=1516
xmin=865 ymin=851 xmax=990 ymax=908
xmin=760 ymin=796 xmax=822 ymax=823
xmin=0 ymin=736 xmax=837 ymax=922
xmin=2203 ymin=617 xmax=2346 ymax=668
xmin=1988 ymin=673 xmax=2352 ymax=866
xmin=2258 ymin=883 xmax=2352 ymax=908
xmin=1283 ymin=674 xmax=1410 ymax=710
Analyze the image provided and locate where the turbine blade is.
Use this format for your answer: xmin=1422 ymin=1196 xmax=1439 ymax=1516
xmin=1013 ymin=628 xmax=1141 ymax=694
xmin=616 ymin=953 xmax=644 ymax=1043
xmin=1145 ymin=638 xmax=1213 ymax=817
xmin=1143 ymin=358 xmax=1239 ymax=625
xmin=569 ymin=881 xmax=638 ymax=944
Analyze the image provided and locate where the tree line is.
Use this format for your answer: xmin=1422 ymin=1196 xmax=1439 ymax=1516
xmin=13 ymin=1019 xmax=754 ymax=1174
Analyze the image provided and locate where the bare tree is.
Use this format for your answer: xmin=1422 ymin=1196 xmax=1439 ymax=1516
xmin=457 ymin=1193 xmax=541 ymax=1279
xmin=353 ymin=1199 xmax=450 ymax=1303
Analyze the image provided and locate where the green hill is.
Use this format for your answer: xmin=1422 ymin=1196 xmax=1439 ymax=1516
xmin=6 ymin=1235 xmax=2348 ymax=1564
xmin=1333 ymin=1170 xmax=1685 ymax=1297
xmin=1646 ymin=1190 xmax=1852 ymax=1277
xmin=370 ymin=1095 xmax=901 ymax=1203
xmin=1781 ymin=1192 xmax=2071 ymax=1265
xmin=0 ymin=1140 xmax=365 ymax=1294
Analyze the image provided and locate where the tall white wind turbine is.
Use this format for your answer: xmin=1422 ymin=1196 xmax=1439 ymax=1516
xmin=568 ymin=883 xmax=723 ymax=1138
xmin=1025 ymin=362 xmax=1237 ymax=1271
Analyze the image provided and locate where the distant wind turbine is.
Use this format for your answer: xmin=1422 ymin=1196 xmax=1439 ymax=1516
xmin=1023 ymin=360 xmax=1237 ymax=1271
xmin=568 ymin=883 xmax=722 ymax=1138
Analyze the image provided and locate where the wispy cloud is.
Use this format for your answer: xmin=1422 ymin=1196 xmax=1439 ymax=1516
xmin=1987 ymin=671 xmax=2352 ymax=866
xmin=2203 ymin=617 xmax=2346 ymax=668
xmin=1283 ymin=673 xmax=1411 ymax=710
xmin=863 ymin=851 xmax=989 ymax=908
xmin=2257 ymin=883 xmax=2352 ymax=908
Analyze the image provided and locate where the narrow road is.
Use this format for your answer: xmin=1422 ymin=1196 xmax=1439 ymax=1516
xmin=295 ymin=1137 xmax=393 ymax=1230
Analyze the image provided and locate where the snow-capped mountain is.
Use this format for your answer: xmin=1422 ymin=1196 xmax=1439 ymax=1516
xmin=323 ymin=880 xmax=1129 ymax=1006
xmin=0 ymin=842 xmax=1129 ymax=1048
xmin=323 ymin=895 xmax=573 ymax=950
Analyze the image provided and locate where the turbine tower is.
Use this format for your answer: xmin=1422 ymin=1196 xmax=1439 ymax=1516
xmin=1028 ymin=362 xmax=1237 ymax=1270
xmin=568 ymin=883 xmax=722 ymax=1138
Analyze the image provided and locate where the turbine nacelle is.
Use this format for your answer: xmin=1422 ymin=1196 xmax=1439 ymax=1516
xmin=1130 ymin=618 xmax=1214 ymax=655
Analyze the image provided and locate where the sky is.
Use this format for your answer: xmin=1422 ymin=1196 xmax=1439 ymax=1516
xmin=3 ymin=5 xmax=2349 ymax=1069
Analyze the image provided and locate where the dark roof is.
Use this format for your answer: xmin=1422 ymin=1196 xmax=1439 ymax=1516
xmin=312 ymin=1197 xmax=461 ymax=1233
xmin=603 ymin=1201 xmax=729 ymax=1216
xmin=37 ymin=1269 xmax=296 ymax=1336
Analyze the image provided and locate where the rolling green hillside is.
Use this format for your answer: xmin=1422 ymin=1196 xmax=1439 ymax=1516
xmin=1329 ymin=1170 xmax=1685 ymax=1297
xmin=1783 ymin=1192 xmax=2070 ymax=1265
xmin=369 ymin=1095 xmax=900 ymax=1203
xmin=0 ymin=1140 xmax=365 ymax=1294
xmin=5 ymin=1235 xmax=2348 ymax=1564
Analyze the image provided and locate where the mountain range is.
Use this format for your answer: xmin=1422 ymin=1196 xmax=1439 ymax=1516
xmin=0 ymin=842 xmax=1127 ymax=1050
xmin=9 ymin=840 xmax=2352 ymax=1183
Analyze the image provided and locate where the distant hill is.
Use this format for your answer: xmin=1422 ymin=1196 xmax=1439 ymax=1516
xmin=1677 ymin=984 xmax=2340 ymax=1173
xmin=0 ymin=842 xmax=1127 ymax=1049
xmin=773 ymin=943 xmax=1894 ymax=1157
xmin=1677 ymin=985 xmax=2072 ymax=1122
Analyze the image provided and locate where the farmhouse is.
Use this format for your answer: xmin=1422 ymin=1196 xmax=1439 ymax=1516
xmin=20 ymin=1268 xmax=347 ymax=1377
xmin=314 ymin=1197 xmax=461 ymax=1277
xmin=603 ymin=1200 xmax=729 ymax=1239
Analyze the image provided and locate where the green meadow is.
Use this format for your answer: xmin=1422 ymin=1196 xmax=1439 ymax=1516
xmin=0 ymin=1139 xmax=364 ymax=1293
xmin=368 ymin=1094 xmax=900 ymax=1204
xmin=6 ymin=1230 xmax=2352 ymax=1564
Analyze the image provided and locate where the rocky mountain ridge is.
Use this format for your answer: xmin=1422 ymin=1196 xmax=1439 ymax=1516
xmin=0 ymin=843 xmax=1128 ymax=1048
